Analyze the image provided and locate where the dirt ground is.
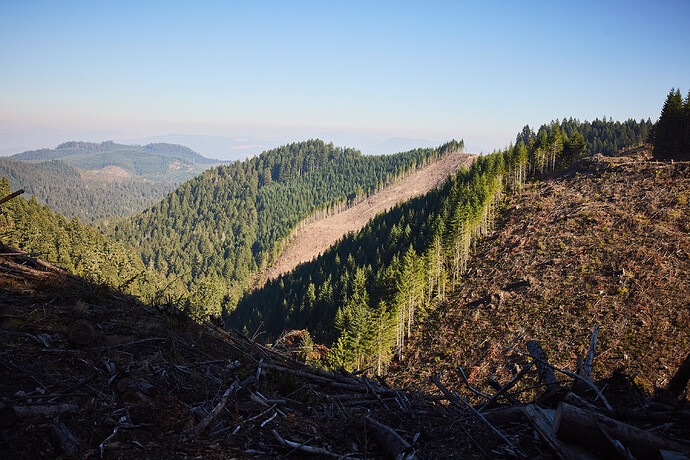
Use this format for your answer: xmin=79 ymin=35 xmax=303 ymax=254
xmin=262 ymin=152 xmax=476 ymax=283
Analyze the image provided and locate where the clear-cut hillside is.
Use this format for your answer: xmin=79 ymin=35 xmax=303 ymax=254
xmin=262 ymin=151 xmax=476 ymax=283
xmin=394 ymin=152 xmax=690 ymax=394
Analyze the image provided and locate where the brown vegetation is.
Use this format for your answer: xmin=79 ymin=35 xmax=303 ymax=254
xmin=394 ymin=152 xmax=690 ymax=397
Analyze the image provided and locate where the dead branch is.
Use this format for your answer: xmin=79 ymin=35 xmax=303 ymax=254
xmin=479 ymin=360 xmax=534 ymax=411
xmin=456 ymin=365 xmax=490 ymax=400
xmin=505 ymin=345 xmax=613 ymax=411
xmin=271 ymin=429 xmax=340 ymax=457
xmin=185 ymin=380 xmax=237 ymax=437
xmin=0 ymin=189 xmax=25 ymax=206
xmin=527 ymin=341 xmax=559 ymax=391
xmin=429 ymin=375 xmax=517 ymax=451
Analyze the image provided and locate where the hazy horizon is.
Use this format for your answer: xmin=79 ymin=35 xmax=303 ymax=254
xmin=2 ymin=1 xmax=688 ymax=160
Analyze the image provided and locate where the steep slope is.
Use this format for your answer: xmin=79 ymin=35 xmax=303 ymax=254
xmin=0 ymin=244 xmax=543 ymax=459
xmin=2 ymin=225 xmax=687 ymax=459
xmin=395 ymin=152 xmax=690 ymax=393
xmin=230 ymin=117 xmax=659 ymax=375
xmin=262 ymin=151 xmax=475 ymax=283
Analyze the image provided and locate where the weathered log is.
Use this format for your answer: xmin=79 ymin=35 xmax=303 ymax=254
xmin=667 ymin=351 xmax=690 ymax=397
xmin=365 ymin=416 xmax=417 ymax=460
xmin=527 ymin=340 xmax=559 ymax=391
xmin=582 ymin=324 xmax=598 ymax=380
xmin=1 ymin=403 xmax=80 ymax=427
xmin=522 ymin=405 xmax=584 ymax=460
xmin=554 ymin=402 xmax=690 ymax=459
xmin=13 ymin=404 xmax=79 ymax=418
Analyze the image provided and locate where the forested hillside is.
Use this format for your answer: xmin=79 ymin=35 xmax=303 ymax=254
xmin=0 ymin=178 xmax=162 ymax=298
xmin=105 ymin=139 xmax=462 ymax=320
xmin=0 ymin=159 xmax=176 ymax=222
xmin=11 ymin=140 xmax=218 ymax=168
xmin=231 ymin=118 xmax=651 ymax=372
xmin=2 ymin=140 xmax=222 ymax=222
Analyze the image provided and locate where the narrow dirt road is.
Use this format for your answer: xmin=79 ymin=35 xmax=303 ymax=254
xmin=262 ymin=152 xmax=476 ymax=282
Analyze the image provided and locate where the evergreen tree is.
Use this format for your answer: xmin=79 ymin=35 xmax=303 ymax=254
xmin=653 ymin=88 xmax=685 ymax=160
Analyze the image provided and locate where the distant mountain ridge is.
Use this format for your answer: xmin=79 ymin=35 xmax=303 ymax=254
xmin=0 ymin=140 xmax=222 ymax=222
xmin=11 ymin=140 xmax=220 ymax=165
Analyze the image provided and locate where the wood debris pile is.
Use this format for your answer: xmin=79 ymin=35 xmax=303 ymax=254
xmin=0 ymin=245 xmax=689 ymax=458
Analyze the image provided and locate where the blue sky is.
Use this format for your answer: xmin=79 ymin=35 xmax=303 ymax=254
xmin=1 ymin=1 xmax=688 ymax=159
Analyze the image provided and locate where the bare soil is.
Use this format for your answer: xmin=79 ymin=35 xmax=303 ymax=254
xmin=79 ymin=165 xmax=131 ymax=182
xmin=262 ymin=152 xmax=476 ymax=283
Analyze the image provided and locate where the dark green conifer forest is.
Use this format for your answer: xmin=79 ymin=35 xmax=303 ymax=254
xmin=0 ymin=159 xmax=178 ymax=223
xmin=0 ymin=177 xmax=162 ymax=298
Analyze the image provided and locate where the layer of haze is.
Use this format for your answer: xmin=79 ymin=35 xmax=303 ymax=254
xmin=2 ymin=1 xmax=689 ymax=159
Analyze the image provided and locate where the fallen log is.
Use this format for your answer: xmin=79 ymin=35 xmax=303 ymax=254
xmin=522 ymin=405 xmax=587 ymax=460
xmin=554 ymin=402 xmax=690 ymax=459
